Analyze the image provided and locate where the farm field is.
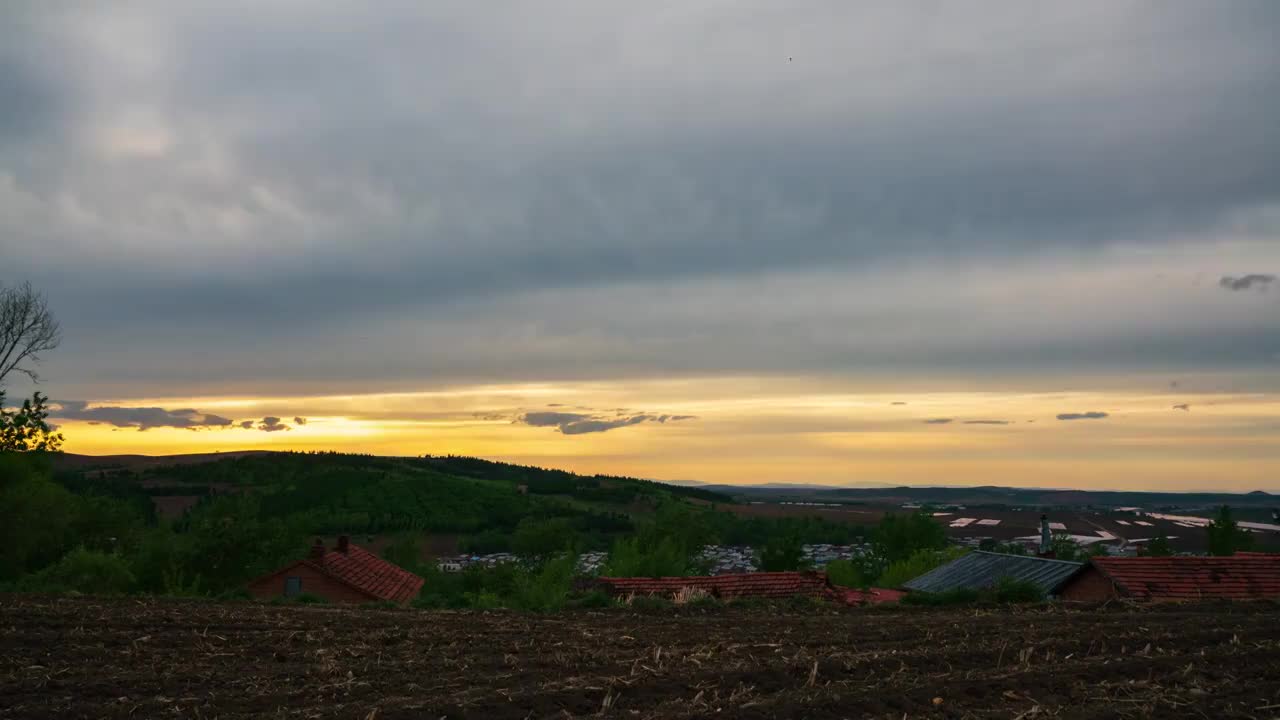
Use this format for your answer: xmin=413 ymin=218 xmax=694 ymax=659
xmin=3 ymin=597 xmax=1280 ymax=719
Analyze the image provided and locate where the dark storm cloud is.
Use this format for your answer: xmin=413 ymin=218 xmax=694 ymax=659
xmin=3 ymin=2 xmax=1280 ymax=394
xmin=923 ymin=418 xmax=954 ymax=425
xmin=1219 ymin=274 xmax=1276 ymax=292
xmin=517 ymin=409 xmax=695 ymax=435
xmin=1057 ymin=412 xmax=1110 ymax=421
xmin=52 ymin=401 xmax=233 ymax=431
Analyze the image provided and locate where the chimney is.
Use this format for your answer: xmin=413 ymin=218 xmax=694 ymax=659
xmin=337 ymin=535 xmax=350 ymax=554
xmin=1039 ymin=514 xmax=1053 ymax=557
xmin=309 ymin=539 xmax=324 ymax=561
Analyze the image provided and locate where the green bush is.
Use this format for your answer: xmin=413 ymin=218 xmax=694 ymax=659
xmin=293 ymin=592 xmax=328 ymax=604
xmin=993 ymin=577 xmax=1045 ymax=604
xmin=17 ymin=548 xmax=136 ymax=594
xmin=412 ymin=593 xmax=453 ymax=609
xmin=464 ymin=591 xmax=504 ymax=609
xmin=825 ymin=558 xmax=873 ymax=588
xmin=604 ymin=536 xmax=693 ymax=577
xmin=512 ymin=554 xmax=577 ymax=612
xmin=626 ymin=595 xmax=674 ymax=612
xmin=566 ymin=589 xmax=615 ymax=609
xmin=362 ymin=600 xmax=400 ymax=610
xmin=213 ymin=587 xmax=252 ymax=601
xmin=685 ymin=594 xmax=723 ymax=611
xmin=876 ymin=546 xmax=968 ymax=589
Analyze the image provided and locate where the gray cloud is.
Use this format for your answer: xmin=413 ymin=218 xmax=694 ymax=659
xmin=1057 ymin=411 xmax=1110 ymax=421
xmin=1173 ymin=403 xmax=1191 ymax=411
xmin=293 ymin=416 xmax=307 ymax=425
xmin=3 ymin=2 xmax=1280 ymax=397
xmin=891 ymin=401 xmax=907 ymax=405
xmin=1219 ymin=274 xmax=1276 ymax=292
xmin=238 ymin=420 xmax=253 ymax=429
xmin=923 ymin=418 xmax=954 ymax=425
xmin=52 ymin=401 xmax=233 ymax=431
xmin=517 ymin=409 xmax=695 ymax=435
xmin=258 ymin=416 xmax=290 ymax=432
xmin=963 ymin=420 xmax=1012 ymax=425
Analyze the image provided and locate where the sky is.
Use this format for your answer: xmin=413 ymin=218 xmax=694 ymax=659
xmin=2 ymin=1 xmax=1278 ymax=490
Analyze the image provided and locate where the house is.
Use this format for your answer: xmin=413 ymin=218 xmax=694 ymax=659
xmin=595 ymin=571 xmax=901 ymax=605
xmin=1058 ymin=554 xmax=1280 ymax=602
xmin=247 ymin=536 xmax=424 ymax=604
xmin=901 ymin=551 xmax=1085 ymax=597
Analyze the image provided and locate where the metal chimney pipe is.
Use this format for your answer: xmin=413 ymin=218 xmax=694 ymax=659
xmin=1039 ymin=514 xmax=1052 ymax=556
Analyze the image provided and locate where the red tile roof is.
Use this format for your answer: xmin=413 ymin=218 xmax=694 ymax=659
xmin=599 ymin=571 xmax=832 ymax=599
xmin=839 ymin=587 xmax=906 ymax=605
xmin=305 ymin=544 xmax=424 ymax=603
xmin=1089 ymin=555 xmax=1280 ymax=601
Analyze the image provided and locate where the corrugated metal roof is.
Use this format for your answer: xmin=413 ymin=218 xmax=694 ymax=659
xmin=902 ymin=551 xmax=1084 ymax=595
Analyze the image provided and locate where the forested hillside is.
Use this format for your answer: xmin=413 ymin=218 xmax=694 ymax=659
xmin=4 ymin=451 xmax=879 ymax=601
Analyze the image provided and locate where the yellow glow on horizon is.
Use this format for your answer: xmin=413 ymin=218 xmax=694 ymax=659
xmin=56 ymin=377 xmax=1280 ymax=492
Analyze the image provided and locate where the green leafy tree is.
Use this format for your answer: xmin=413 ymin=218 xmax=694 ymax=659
xmin=756 ymin=533 xmax=809 ymax=572
xmin=18 ymin=547 xmax=135 ymax=594
xmin=382 ymin=532 xmax=422 ymax=570
xmin=876 ymin=546 xmax=969 ymax=588
xmin=1049 ymin=533 xmax=1085 ymax=562
xmin=0 ymin=454 xmax=77 ymax=580
xmin=511 ymin=517 xmax=578 ymax=558
xmin=0 ymin=391 xmax=63 ymax=452
xmin=1206 ymin=505 xmax=1253 ymax=556
xmin=872 ymin=511 xmax=947 ymax=564
xmin=1142 ymin=534 xmax=1173 ymax=557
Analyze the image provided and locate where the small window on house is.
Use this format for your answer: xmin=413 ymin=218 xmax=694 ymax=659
xmin=284 ymin=576 xmax=302 ymax=597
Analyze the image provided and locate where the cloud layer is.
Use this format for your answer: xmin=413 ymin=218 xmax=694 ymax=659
xmin=52 ymin=401 xmax=232 ymax=431
xmin=1 ymin=2 xmax=1277 ymax=401
xmin=1219 ymin=274 xmax=1276 ymax=292
xmin=1057 ymin=412 xmax=1110 ymax=421
xmin=517 ymin=410 xmax=695 ymax=435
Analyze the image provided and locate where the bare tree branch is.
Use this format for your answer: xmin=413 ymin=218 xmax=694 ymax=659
xmin=0 ymin=281 xmax=62 ymax=387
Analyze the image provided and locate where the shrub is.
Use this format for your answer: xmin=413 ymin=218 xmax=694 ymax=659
xmin=214 ymin=587 xmax=252 ymax=601
xmin=876 ymin=546 xmax=968 ymax=589
xmin=412 ymin=593 xmax=453 ymax=610
xmin=17 ymin=548 xmax=135 ymax=595
xmin=293 ymin=592 xmax=328 ymax=604
xmin=685 ymin=594 xmax=723 ymax=611
xmin=464 ymin=590 xmax=504 ymax=609
xmin=362 ymin=600 xmax=400 ymax=610
xmin=624 ymin=594 xmax=673 ymax=612
xmin=672 ymin=586 xmax=712 ymax=605
xmin=993 ymin=577 xmax=1045 ymax=604
xmin=603 ymin=536 xmax=693 ymax=578
xmin=825 ymin=558 xmax=874 ymax=588
xmin=566 ymin=590 xmax=615 ymax=609
xmin=512 ymin=554 xmax=577 ymax=612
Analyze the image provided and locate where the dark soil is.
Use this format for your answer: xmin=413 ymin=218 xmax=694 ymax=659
xmin=2 ymin=596 xmax=1279 ymax=719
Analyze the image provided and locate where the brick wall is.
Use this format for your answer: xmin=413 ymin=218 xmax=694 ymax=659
xmin=1058 ymin=566 xmax=1121 ymax=602
xmin=246 ymin=563 xmax=377 ymax=604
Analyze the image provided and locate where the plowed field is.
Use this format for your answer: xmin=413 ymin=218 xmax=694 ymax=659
xmin=3 ymin=596 xmax=1279 ymax=719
